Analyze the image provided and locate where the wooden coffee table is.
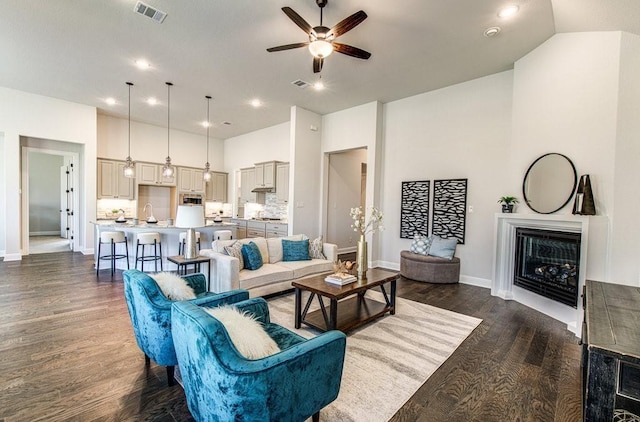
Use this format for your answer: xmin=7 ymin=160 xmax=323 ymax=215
xmin=292 ymin=268 xmax=398 ymax=333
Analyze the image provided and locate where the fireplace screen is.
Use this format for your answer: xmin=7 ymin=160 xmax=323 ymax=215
xmin=514 ymin=228 xmax=581 ymax=308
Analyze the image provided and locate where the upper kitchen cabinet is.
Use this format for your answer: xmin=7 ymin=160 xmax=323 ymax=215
xmin=205 ymin=171 xmax=228 ymax=202
xmin=240 ymin=167 xmax=256 ymax=204
xmin=97 ymin=159 xmax=134 ymax=199
xmin=254 ymin=161 xmax=278 ymax=189
xmin=276 ymin=162 xmax=289 ymax=203
xmin=178 ymin=167 xmax=205 ymax=193
xmin=136 ymin=162 xmax=176 ymax=186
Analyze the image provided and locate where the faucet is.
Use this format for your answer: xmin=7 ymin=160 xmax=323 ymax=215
xmin=143 ymin=203 xmax=157 ymax=223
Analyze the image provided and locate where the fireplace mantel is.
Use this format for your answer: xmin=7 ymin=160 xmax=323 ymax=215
xmin=492 ymin=213 xmax=591 ymax=335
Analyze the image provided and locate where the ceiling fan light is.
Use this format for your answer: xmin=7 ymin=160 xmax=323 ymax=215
xmin=309 ymin=40 xmax=333 ymax=58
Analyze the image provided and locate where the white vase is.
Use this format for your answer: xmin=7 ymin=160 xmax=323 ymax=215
xmin=356 ymin=234 xmax=368 ymax=279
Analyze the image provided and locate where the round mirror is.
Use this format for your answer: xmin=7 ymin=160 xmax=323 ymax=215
xmin=522 ymin=153 xmax=577 ymax=214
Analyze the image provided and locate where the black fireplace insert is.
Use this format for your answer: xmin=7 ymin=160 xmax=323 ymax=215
xmin=514 ymin=228 xmax=581 ymax=308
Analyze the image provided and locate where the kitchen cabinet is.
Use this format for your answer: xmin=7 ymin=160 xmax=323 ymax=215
xmin=240 ymin=167 xmax=256 ymax=204
xmin=136 ymin=162 xmax=176 ymax=186
xmin=255 ymin=161 xmax=277 ymax=189
xmin=266 ymin=222 xmax=288 ymax=238
xmin=205 ymin=171 xmax=228 ymax=202
xmin=276 ymin=162 xmax=289 ymax=202
xmin=247 ymin=220 xmax=266 ymax=238
xmin=178 ymin=167 xmax=205 ymax=193
xmin=97 ymin=159 xmax=134 ymax=199
xmin=230 ymin=219 xmax=247 ymax=239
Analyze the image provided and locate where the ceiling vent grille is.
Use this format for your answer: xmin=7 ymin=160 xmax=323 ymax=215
xmin=291 ymin=79 xmax=311 ymax=89
xmin=134 ymin=1 xmax=167 ymax=23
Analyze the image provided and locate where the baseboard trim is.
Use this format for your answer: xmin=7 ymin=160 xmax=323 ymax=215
xmin=3 ymin=253 xmax=23 ymax=261
xmin=29 ymin=231 xmax=62 ymax=236
xmin=459 ymin=275 xmax=491 ymax=289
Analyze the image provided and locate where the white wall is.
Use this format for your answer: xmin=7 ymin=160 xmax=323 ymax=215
xmin=380 ymin=71 xmax=514 ymax=283
xmin=97 ymin=114 xmax=225 ymax=170
xmin=0 ymin=86 xmax=96 ymax=259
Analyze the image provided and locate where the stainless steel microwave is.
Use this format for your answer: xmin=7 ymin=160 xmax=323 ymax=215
xmin=179 ymin=193 xmax=203 ymax=205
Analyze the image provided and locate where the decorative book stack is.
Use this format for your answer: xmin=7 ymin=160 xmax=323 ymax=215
xmin=325 ymin=273 xmax=357 ymax=286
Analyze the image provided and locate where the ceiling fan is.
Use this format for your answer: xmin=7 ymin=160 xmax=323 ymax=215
xmin=266 ymin=0 xmax=371 ymax=73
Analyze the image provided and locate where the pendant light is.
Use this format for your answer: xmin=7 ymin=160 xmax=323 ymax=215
xmin=162 ymin=82 xmax=174 ymax=179
xmin=203 ymin=95 xmax=212 ymax=182
xmin=123 ymin=82 xmax=136 ymax=178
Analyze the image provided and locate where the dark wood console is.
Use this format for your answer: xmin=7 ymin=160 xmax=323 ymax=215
xmin=583 ymin=280 xmax=640 ymax=421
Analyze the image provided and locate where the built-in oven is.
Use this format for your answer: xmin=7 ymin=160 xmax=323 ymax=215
xmin=179 ymin=193 xmax=203 ymax=205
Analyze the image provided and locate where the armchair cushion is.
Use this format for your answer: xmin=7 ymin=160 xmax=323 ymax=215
xmin=151 ymin=272 xmax=196 ymax=301
xmin=204 ymin=305 xmax=280 ymax=359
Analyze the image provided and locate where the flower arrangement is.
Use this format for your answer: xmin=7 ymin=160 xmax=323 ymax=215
xmin=350 ymin=206 xmax=384 ymax=236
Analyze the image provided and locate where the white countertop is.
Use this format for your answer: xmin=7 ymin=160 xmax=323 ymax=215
xmin=91 ymin=220 xmax=237 ymax=229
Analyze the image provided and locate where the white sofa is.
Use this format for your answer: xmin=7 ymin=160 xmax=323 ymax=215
xmin=199 ymin=235 xmax=337 ymax=297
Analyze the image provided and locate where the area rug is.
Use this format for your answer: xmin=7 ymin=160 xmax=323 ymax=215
xmin=266 ymin=291 xmax=482 ymax=422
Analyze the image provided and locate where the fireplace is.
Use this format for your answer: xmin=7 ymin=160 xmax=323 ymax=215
xmin=514 ymin=228 xmax=581 ymax=308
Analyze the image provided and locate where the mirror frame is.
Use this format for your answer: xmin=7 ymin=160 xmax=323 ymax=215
xmin=522 ymin=153 xmax=577 ymax=214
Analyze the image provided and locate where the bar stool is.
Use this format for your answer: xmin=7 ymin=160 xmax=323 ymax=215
xmin=135 ymin=232 xmax=163 ymax=272
xmin=178 ymin=231 xmax=201 ymax=255
xmin=215 ymin=230 xmax=233 ymax=241
xmin=96 ymin=231 xmax=129 ymax=277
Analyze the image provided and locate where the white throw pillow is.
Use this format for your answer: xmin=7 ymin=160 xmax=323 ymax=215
xmin=309 ymin=236 xmax=326 ymax=260
xmin=151 ymin=272 xmax=197 ymax=301
xmin=204 ymin=305 xmax=280 ymax=359
xmin=224 ymin=241 xmax=245 ymax=270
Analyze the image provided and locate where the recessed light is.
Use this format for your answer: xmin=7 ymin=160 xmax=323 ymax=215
xmin=250 ymin=99 xmax=262 ymax=108
xmin=314 ymin=80 xmax=325 ymax=91
xmin=105 ymin=97 xmax=116 ymax=105
xmin=498 ymin=5 xmax=519 ymax=18
xmin=147 ymin=97 xmax=158 ymax=105
xmin=135 ymin=59 xmax=151 ymax=69
xmin=202 ymin=121 xmax=211 ymax=128
xmin=484 ymin=27 xmax=501 ymax=37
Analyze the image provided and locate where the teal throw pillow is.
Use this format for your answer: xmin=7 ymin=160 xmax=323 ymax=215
xmin=282 ymin=239 xmax=311 ymax=261
xmin=428 ymin=236 xmax=458 ymax=260
xmin=241 ymin=241 xmax=264 ymax=270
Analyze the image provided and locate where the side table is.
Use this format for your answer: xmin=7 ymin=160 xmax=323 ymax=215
xmin=167 ymin=255 xmax=211 ymax=291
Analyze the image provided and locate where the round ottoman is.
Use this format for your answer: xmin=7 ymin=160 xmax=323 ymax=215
xmin=400 ymin=250 xmax=460 ymax=284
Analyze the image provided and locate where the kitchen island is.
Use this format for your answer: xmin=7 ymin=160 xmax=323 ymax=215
xmin=91 ymin=220 xmax=237 ymax=277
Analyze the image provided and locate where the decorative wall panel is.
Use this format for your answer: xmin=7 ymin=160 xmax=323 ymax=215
xmin=432 ymin=179 xmax=467 ymax=244
xmin=400 ymin=181 xmax=429 ymax=239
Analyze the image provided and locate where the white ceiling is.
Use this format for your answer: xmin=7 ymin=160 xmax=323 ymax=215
xmin=1 ymin=0 xmax=638 ymax=139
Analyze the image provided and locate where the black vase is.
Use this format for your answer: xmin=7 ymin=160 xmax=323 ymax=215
xmin=502 ymin=204 xmax=514 ymax=213
xmin=573 ymin=174 xmax=596 ymax=215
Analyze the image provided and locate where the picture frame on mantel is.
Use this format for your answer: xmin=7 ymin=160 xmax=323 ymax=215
xmin=400 ymin=180 xmax=430 ymax=239
xmin=432 ymin=178 xmax=467 ymax=244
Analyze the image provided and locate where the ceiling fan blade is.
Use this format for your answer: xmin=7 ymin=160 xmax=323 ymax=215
xmin=330 ymin=10 xmax=367 ymax=38
xmin=333 ymin=42 xmax=371 ymax=60
xmin=266 ymin=42 xmax=309 ymax=52
xmin=313 ymin=57 xmax=324 ymax=73
xmin=282 ymin=7 xmax=313 ymax=34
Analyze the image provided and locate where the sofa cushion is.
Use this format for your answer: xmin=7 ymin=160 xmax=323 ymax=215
xmin=309 ymin=236 xmax=326 ymax=260
xmin=239 ymin=264 xmax=294 ymax=290
xmin=204 ymin=305 xmax=280 ymax=359
xmin=267 ymin=235 xmax=304 ymax=264
xmin=277 ymin=259 xmax=334 ymax=279
xmin=428 ymin=235 xmax=458 ymax=260
xmin=213 ymin=239 xmax=237 ymax=254
xmin=239 ymin=237 xmax=269 ymax=264
xmin=410 ymin=234 xmax=432 ymax=255
xmin=282 ymin=239 xmax=311 ymax=261
xmin=224 ymin=241 xmax=245 ymax=270
xmin=241 ymin=242 xmax=264 ymax=271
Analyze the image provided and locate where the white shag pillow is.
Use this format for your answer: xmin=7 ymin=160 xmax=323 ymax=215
xmin=204 ymin=305 xmax=280 ymax=359
xmin=151 ymin=272 xmax=197 ymax=301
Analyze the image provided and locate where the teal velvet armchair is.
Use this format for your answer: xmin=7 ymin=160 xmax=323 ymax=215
xmin=122 ymin=269 xmax=250 ymax=386
xmin=171 ymin=298 xmax=347 ymax=422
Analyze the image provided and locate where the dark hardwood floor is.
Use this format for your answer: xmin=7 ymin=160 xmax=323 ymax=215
xmin=0 ymin=252 xmax=582 ymax=421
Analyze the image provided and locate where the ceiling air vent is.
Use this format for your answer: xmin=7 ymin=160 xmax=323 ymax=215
xmin=134 ymin=1 xmax=167 ymax=23
xmin=291 ymin=79 xmax=311 ymax=89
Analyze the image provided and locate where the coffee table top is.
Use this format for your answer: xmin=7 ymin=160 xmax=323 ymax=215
xmin=166 ymin=255 xmax=210 ymax=264
xmin=292 ymin=268 xmax=399 ymax=300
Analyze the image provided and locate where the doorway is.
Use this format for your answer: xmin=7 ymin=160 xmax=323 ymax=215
xmin=22 ymin=145 xmax=79 ymax=255
xmin=325 ymin=148 xmax=367 ymax=253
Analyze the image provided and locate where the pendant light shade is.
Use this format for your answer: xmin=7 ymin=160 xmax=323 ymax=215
xmin=203 ymin=95 xmax=212 ymax=182
xmin=123 ymin=82 xmax=136 ymax=178
xmin=162 ymin=82 xmax=174 ymax=179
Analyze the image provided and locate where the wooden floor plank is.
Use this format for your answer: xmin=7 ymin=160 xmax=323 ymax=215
xmin=0 ymin=253 xmax=582 ymax=421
